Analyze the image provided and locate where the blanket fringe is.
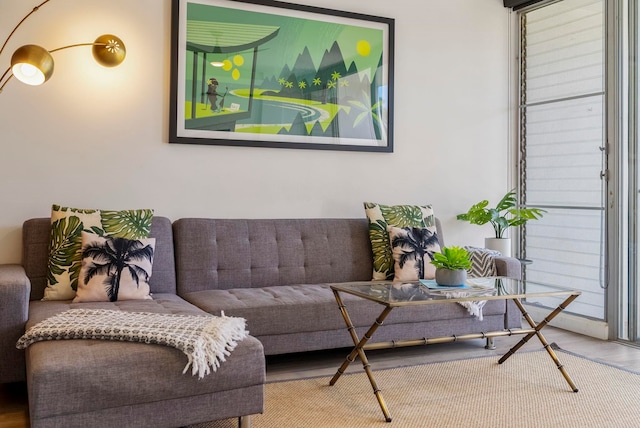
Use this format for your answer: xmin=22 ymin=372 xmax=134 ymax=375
xmin=184 ymin=312 xmax=249 ymax=378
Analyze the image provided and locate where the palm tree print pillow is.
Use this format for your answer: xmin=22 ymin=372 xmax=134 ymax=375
xmin=364 ymin=202 xmax=438 ymax=280
xmin=73 ymin=232 xmax=155 ymax=302
xmin=388 ymin=226 xmax=441 ymax=282
xmin=44 ymin=205 xmax=154 ymax=300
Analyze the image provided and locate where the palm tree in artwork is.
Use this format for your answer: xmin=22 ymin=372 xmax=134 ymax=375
xmin=83 ymin=237 xmax=154 ymax=302
xmin=391 ymin=227 xmax=439 ymax=279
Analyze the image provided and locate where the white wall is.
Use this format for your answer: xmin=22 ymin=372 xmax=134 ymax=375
xmin=0 ymin=0 xmax=511 ymax=264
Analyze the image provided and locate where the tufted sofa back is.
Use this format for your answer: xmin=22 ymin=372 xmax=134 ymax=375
xmin=173 ymin=218 xmax=380 ymax=294
xmin=173 ymin=218 xmax=446 ymax=294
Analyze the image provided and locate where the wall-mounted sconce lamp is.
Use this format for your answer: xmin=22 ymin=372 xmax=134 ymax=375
xmin=0 ymin=0 xmax=126 ymax=93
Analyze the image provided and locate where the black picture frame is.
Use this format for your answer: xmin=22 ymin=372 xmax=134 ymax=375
xmin=169 ymin=0 xmax=394 ymax=152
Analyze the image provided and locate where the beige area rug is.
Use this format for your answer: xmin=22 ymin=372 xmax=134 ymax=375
xmin=191 ymin=349 xmax=640 ymax=428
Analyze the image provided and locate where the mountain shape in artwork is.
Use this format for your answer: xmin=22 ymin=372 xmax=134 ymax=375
xmin=290 ymin=46 xmax=317 ymax=86
xmin=278 ymin=64 xmax=292 ymax=81
xmin=316 ymin=41 xmax=349 ymax=85
xmin=265 ymin=40 xmax=368 ymax=104
xmin=279 ymin=107 xmax=380 ymax=141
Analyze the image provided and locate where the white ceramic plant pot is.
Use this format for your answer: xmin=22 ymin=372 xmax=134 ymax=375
xmin=484 ymin=237 xmax=511 ymax=256
xmin=435 ymin=268 xmax=467 ymax=286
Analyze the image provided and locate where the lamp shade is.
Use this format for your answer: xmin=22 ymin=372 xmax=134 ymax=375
xmin=92 ymin=34 xmax=126 ymax=67
xmin=10 ymin=44 xmax=54 ymax=85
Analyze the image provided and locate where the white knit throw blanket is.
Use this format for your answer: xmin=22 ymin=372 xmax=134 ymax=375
xmin=16 ymin=309 xmax=249 ymax=379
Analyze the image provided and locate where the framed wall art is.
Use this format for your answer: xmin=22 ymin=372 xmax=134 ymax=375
xmin=169 ymin=0 xmax=394 ymax=152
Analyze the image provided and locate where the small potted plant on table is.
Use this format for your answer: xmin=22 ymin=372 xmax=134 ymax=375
xmin=430 ymin=246 xmax=472 ymax=286
xmin=456 ymin=189 xmax=546 ymax=255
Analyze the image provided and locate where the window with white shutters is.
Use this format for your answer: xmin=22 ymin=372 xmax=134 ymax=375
xmin=519 ymin=0 xmax=606 ymax=320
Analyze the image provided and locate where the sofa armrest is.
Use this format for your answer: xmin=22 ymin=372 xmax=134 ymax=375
xmin=494 ymin=256 xmax=522 ymax=280
xmin=0 ymin=264 xmax=30 ymax=384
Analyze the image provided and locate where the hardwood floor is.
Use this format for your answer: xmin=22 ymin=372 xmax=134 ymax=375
xmin=0 ymin=381 xmax=27 ymax=428
xmin=2 ymin=326 xmax=639 ymax=428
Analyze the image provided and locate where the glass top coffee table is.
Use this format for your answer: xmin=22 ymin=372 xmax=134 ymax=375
xmin=329 ymin=277 xmax=581 ymax=423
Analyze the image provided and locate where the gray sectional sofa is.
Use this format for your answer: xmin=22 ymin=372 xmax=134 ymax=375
xmin=0 ymin=215 xmax=521 ymax=428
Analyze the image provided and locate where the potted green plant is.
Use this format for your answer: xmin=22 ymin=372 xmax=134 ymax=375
xmin=456 ymin=189 xmax=546 ymax=255
xmin=430 ymin=246 xmax=472 ymax=286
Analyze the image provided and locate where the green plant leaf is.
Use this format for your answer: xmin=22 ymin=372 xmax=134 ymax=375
xmin=430 ymin=246 xmax=472 ymax=270
xmin=52 ymin=204 xmax=98 ymax=215
xmin=101 ymin=209 xmax=153 ymax=239
xmin=47 ymin=216 xmax=84 ymax=286
xmin=369 ymin=220 xmax=393 ymax=275
xmin=495 ymin=190 xmax=517 ymax=211
xmin=380 ymin=205 xmax=424 ymax=228
xmin=69 ymin=260 xmax=82 ymax=291
xmin=353 ymin=111 xmax=368 ymax=128
xmin=88 ymin=226 xmax=105 ymax=236
xmin=456 ymin=189 xmax=546 ymax=238
xmin=348 ymin=100 xmax=367 ymax=110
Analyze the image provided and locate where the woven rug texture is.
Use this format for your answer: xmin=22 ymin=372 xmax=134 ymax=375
xmin=190 ymin=349 xmax=640 ymax=428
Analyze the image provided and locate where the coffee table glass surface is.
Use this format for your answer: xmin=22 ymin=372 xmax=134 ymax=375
xmin=330 ymin=277 xmax=574 ymax=307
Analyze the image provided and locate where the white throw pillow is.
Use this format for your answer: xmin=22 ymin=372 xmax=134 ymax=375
xmin=73 ymin=232 xmax=155 ymax=302
xmin=388 ymin=226 xmax=441 ymax=282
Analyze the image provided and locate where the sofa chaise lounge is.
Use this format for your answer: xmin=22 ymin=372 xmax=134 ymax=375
xmin=0 ymin=215 xmax=521 ymax=428
xmin=0 ymin=217 xmax=265 ymax=428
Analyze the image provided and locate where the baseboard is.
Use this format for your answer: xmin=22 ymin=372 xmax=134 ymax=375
xmin=523 ymin=303 xmax=609 ymax=340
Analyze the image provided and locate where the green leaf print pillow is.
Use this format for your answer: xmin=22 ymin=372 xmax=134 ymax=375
xmin=44 ymin=205 xmax=154 ymax=300
xmin=363 ymin=202 xmax=438 ymax=280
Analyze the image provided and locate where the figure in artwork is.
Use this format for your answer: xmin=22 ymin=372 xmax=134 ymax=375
xmin=206 ymin=77 xmax=221 ymax=111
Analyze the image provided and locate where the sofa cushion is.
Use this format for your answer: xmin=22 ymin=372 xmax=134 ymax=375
xmin=73 ymin=232 xmax=155 ymax=302
xmin=45 ymin=205 xmax=154 ymax=301
xmin=364 ymin=202 xmax=438 ymax=281
xmin=24 ymin=216 xmax=176 ymax=301
xmin=26 ymin=294 xmax=265 ymax=422
xmin=388 ymin=226 xmax=440 ymax=282
xmin=180 ymin=284 xmax=508 ymax=337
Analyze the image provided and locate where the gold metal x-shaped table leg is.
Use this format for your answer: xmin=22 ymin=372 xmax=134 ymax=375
xmin=329 ymin=289 xmax=394 ymax=422
xmin=499 ymin=294 xmax=580 ymax=392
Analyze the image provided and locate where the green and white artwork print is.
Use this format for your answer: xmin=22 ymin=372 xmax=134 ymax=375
xmin=170 ymin=0 xmax=393 ymax=152
xmin=364 ymin=202 xmax=437 ymax=280
xmin=44 ymin=205 xmax=154 ymax=301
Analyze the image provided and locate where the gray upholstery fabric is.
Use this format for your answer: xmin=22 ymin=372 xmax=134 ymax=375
xmin=26 ymin=294 xmax=265 ymax=427
xmin=0 ymin=264 xmax=30 ymax=383
xmin=173 ymin=218 xmax=374 ymax=293
xmin=174 ymin=217 xmax=522 ymax=356
xmin=256 ymin=314 xmax=514 ymax=355
xmin=494 ymin=256 xmax=522 ymax=279
xmin=23 ymin=216 xmax=177 ymax=301
xmin=29 ymin=385 xmax=263 ymax=428
xmin=182 ymin=284 xmax=511 ymax=336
